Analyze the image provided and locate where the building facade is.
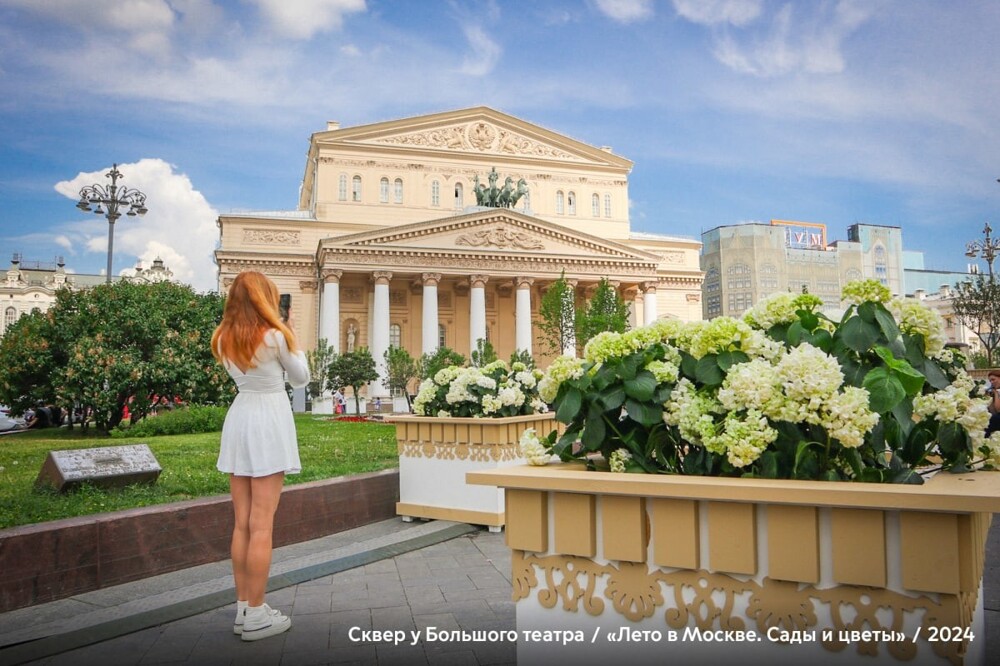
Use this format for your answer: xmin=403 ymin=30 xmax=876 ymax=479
xmin=1 ymin=255 xmax=175 ymax=341
xmin=215 ymin=107 xmax=704 ymax=395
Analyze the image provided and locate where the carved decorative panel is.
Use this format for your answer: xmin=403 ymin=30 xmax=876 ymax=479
xmin=341 ymin=287 xmax=364 ymax=304
xmin=373 ymin=122 xmax=584 ymax=162
xmin=455 ymin=226 xmax=545 ymax=250
xmin=390 ymin=290 xmax=407 ymax=307
xmin=438 ymin=292 xmax=452 ymax=308
xmin=244 ymin=230 xmax=301 ymax=245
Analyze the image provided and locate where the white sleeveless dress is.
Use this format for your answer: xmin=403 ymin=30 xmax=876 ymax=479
xmin=216 ymin=329 xmax=311 ymax=477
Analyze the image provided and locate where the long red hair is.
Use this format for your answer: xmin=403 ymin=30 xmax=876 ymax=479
xmin=212 ymin=271 xmax=298 ymax=370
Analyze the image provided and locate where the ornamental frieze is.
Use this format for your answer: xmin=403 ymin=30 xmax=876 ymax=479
xmin=243 ymin=230 xmax=301 ymax=245
xmin=371 ymin=122 xmax=584 ymax=162
xmin=218 ymin=261 xmax=315 ymax=277
xmin=323 ymin=251 xmax=657 ymax=277
xmin=455 ymin=226 xmax=545 ymax=251
xmin=398 ymin=440 xmax=520 ymax=463
xmin=658 ymin=251 xmax=686 ymax=264
xmin=512 ymin=551 xmax=968 ymax=664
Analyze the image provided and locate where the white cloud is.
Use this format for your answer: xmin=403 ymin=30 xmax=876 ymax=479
xmin=672 ymin=0 xmax=762 ymax=27
xmin=249 ymin=0 xmax=366 ymax=40
xmin=55 ymin=159 xmax=219 ymax=292
xmin=340 ymin=44 xmax=361 ymax=57
xmin=459 ymin=25 xmax=502 ymax=76
xmin=54 ymin=235 xmax=73 ymax=252
xmin=681 ymin=0 xmax=873 ymax=78
xmin=594 ymin=0 xmax=654 ymax=23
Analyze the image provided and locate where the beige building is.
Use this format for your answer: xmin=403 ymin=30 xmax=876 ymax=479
xmin=2 ymin=255 xmax=174 ymax=341
xmin=215 ymin=107 xmax=703 ymax=395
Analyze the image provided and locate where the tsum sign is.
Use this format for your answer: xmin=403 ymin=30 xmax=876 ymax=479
xmin=771 ymin=219 xmax=827 ymax=250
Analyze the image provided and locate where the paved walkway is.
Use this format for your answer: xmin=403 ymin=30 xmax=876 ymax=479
xmin=1 ymin=517 xmax=998 ymax=665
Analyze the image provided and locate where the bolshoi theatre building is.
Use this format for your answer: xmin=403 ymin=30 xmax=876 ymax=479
xmin=214 ymin=107 xmax=703 ymax=396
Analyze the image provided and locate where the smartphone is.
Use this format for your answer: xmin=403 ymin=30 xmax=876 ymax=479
xmin=279 ymin=293 xmax=291 ymax=322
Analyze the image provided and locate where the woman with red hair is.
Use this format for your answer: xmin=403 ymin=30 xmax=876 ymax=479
xmin=211 ymin=271 xmax=309 ymax=641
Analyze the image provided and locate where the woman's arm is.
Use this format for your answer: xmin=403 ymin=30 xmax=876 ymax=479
xmin=273 ymin=330 xmax=311 ymax=388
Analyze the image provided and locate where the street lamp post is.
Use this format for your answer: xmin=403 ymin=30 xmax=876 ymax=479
xmin=965 ymin=221 xmax=1000 ymax=279
xmin=74 ymin=164 xmax=148 ymax=283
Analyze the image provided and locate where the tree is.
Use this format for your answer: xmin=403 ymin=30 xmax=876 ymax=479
xmin=470 ymin=338 xmax=497 ymax=367
xmin=576 ymin=278 xmax=630 ymax=344
xmin=327 ymin=347 xmax=378 ymax=416
xmin=0 ymin=280 xmax=231 ymax=432
xmin=384 ymin=346 xmax=419 ymax=410
xmin=306 ymin=338 xmax=336 ymax=402
xmin=952 ymin=275 xmax=1000 ymax=366
xmin=419 ymin=346 xmax=465 ymax=380
xmin=509 ymin=348 xmax=535 ymax=369
xmin=538 ymin=272 xmax=576 ymax=356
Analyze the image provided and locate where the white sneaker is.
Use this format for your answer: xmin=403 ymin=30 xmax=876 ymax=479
xmin=240 ymin=603 xmax=291 ymax=642
xmin=233 ymin=608 xmax=245 ymax=635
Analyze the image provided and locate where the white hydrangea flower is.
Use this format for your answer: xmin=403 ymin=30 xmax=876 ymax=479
xmin=609 ymin=448 xmax=632 ymax=473
xmin=888 ymin=298 xmax=947 ymax=356
xmin=519 ymin=428 xmax=551 ymax=466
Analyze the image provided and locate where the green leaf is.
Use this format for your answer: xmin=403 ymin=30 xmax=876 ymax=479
xmin=625 ymin=398 xmax=663 ymax=426
xmin=862 ymin=367 xmax=907 ymax=413
xmin=555 ymin=387 xmax=583 ymax=423
xmin=843 ymin=448 xmax=863 ymax=478
xmin=617 ymin=354 xmax=642 ymax=381
xmin=874 ymin=307 xmax=904 ymax=352
xmin=599 ymin=384 xmax=626 ymax=410
xmin=679 ymin=351 xmax=698 ymax=380
xmin=858 ymin=302 xmax=878 ymax=323
xmin=839 ymin=317 xmax=880 ymax=353
xmin=787 ymin=321 xmax=806 ymax=347
xmin=921 ymin=360 xmax=951 ymax=390
xmin=623 ymin=371 xmax=657 ymax=402
xmin=937 ymin=422 xmax=968 ymax=458
xmin=873 ymin=346 xmax=926 ymax=396
xmin=890 ymin=399 xmax=914 ymax=440
xmin=682 ymin=447 xmax=710 ymax=476
xmin=581 ymin=414 xmax=606 ymax=451
xmin=901 ymin=426 xmax=931 ymax=466
xmin=767 ymin=323 xmax=790 ymax=345
xmin=759 ymin=451 xmax=779 ymax=479
xmin=797 ymin=309 xmax=820 ymax=331
xmin=694 ymin=355 xmax=724 ymax=386
xmin=717 ymin=350 xmax=750 ymax=372
xmin=841 ymin=357 xmax=872 ymax=388
xmin=806 ymin=328 xmax=834 ymax=353
xmin=792 ymin=441 xmax=820 ymax=479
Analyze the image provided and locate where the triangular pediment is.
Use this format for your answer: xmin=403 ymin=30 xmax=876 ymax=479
xmin=314 ymin=106 xmax=632 ymax=169
xmin=323 ymin=209 xmax=659 ymax=264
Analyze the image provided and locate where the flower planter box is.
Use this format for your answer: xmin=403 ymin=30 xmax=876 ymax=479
xmin=468 ymin=463 xmax=1000 ymax=665
xmin=390 ymin=413 xmax=558 ymax=531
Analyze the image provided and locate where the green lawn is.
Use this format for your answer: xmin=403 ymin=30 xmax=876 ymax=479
xmin=0 ymin=415 xmax=399 ymax=529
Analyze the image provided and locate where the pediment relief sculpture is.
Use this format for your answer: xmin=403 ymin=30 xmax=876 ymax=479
xmin=455 ymin=226 xmax=545 ymax=251
xmin=373 ymin=122 xmax=584 ymax=162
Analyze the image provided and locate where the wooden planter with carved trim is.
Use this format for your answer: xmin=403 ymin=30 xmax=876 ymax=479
xmin=468 ymin=463 xmax=1000 ymax=665
xmin=390 ymin=413 xmax=558 ymax=530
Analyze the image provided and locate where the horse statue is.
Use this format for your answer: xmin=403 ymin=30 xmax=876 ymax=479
xmin=486 ymin=167 xmax=500 ymax=206
xmin=511 ymin=178 xmax=528 ymax=208
xmin=472 ymin=174 xmax=488 ymax=206
xmin=498 ymin=177 xmax=514 ymax=207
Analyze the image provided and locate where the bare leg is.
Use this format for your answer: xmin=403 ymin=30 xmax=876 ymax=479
xmin=245 ymin=472 xmax=285 ymax=605
xmin=229 ymin=475 xmax=252 ymax=603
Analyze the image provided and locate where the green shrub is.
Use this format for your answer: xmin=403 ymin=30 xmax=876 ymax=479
xmin=111 ymin=405 xmax=229 ymax=438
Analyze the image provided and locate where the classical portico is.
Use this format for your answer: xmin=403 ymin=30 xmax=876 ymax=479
xmin=214 ymin=106 xmax=704 ymax=400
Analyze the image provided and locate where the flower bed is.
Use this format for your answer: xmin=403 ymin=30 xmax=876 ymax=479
xmin=527 ymin=281 xmax=997 ymax=483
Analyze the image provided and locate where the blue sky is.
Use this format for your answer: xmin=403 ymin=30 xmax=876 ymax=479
xmin=1 ymin=0 xmax=998 ymax=292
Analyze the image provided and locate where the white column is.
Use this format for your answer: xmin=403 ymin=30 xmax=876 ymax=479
xmin=562 ymin=279 xmax=577 ymax=357
xmin=469 ymin=274 xmax=488 ymax=354
xmin=515 ymin=277 xmax=534 ymax=356
xmin=320 ymin=269 xmax=342 ymax=353
xmin=371 ymin=271 xmax=392 ymax=397
xmin=643 ymin=282 xmax=659 ymax=325
xmin=422 ymin=273 xmax=441 ymax=356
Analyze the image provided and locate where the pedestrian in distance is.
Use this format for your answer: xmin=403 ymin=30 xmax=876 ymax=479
xmin=211 ymin=271 xmax=310 ymax=641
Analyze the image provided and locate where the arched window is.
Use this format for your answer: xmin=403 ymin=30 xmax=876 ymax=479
xmin=567 ymin=192 xmax=576 ymax=215
xmin=389 ymin=323 xmax=401 ymax=348
xmin=454 ymin=183 xmax=464 ymax=209
xmin=438 ymin=324 xmax=447 ymax=348
xmin=432 ymin=180 xmax=440 ymax=206
xmin=556 ymin=190 xmax=565 ymax=214
xmin=874 ymin=244 xmax=888 ymax=283
xmin=4 ymin=307 xmax=16 ymax=331
xmin=338 ymin=174 xmax=347 ymax=201
xmin=352 ymin=176 xmax=362 ymax=202
xmin=604 ymin=194 xmax=612 ymax=217
xmin=592 ymin=193 xmax=600 ymax=217
xmin=394 ymin=178 xmax=403 ymax=204
xmin=379 ymin=177 xmax=389 ymax=203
